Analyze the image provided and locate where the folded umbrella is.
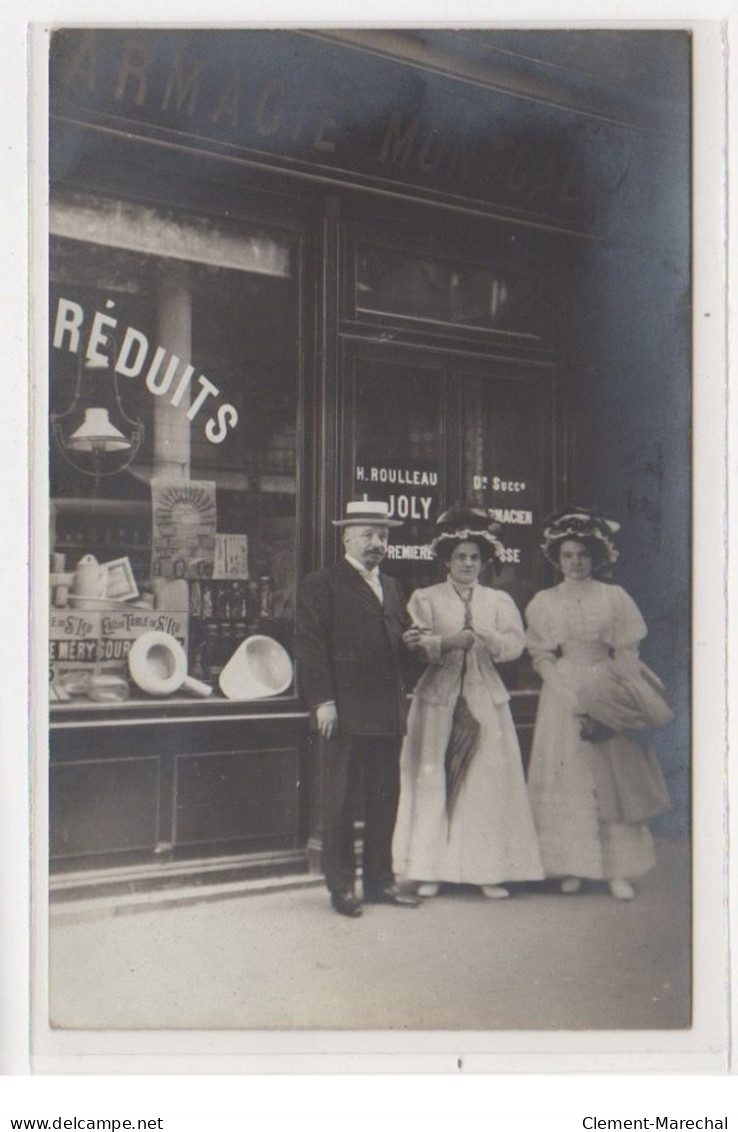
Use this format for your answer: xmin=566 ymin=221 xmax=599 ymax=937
xmin=444 ymin=687 xmax=481 ymax=827
xmin=443 ymin=585 xmax=482 ymax=831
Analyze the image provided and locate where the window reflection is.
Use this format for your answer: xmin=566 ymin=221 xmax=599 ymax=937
xmin=49 ymin=203 xmax=299 ymax=705
xmin=462 ymin=372 xmax=551 ymax=688
xmin=356 ymin=243 xmax=543 ymax=337
xmin=350 ymin=358 xmax=445 ymax=597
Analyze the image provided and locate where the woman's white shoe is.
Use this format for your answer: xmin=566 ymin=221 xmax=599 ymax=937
xmin=417 ymin=883 xmax=440 ymax=898
xmin=560 ymin=877 xmax=582 ymax=895
xmin=609 ymin=879 xmax=635 ymax=901
xmin=481 ymin=885 xmax=510 ymax=899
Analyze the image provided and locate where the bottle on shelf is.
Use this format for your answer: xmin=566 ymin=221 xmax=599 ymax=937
xmin=258 ymin=575 xmax=274 ymax=621
xmin=202 ymin=622 xmax=222 ymax=683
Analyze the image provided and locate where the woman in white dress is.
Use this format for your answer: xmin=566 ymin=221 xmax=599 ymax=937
xmin=393 ymin=506 xmax=544 ymax=899
xmin=524 ymin=507 xmax=671 ymax=901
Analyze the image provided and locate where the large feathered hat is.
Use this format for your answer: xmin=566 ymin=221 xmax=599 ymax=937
xmin=430 ymin=504 xmax=505 ymax=560
xmin=540 ymin=505 xmax=620 ymax=568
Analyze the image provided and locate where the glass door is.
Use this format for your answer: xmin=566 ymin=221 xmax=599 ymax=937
xmin=340 ymin=344 xmax=557 ymax=624
xmin=341 ymin=349 xmax=449 ymax=596
xmin=460 ymin=366 xmax=555 ymax=614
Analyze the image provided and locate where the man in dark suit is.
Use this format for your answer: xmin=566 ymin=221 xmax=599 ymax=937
xmin=295 ymin=501 xmax=423 ymax=917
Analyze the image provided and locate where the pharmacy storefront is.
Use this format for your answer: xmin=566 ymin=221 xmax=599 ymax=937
xmin=46 ymin=29 xmax=690 ymax=894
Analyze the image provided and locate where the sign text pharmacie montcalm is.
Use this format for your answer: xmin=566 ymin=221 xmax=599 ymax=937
xmin=53 ymin=298 xmax=239 ymax=445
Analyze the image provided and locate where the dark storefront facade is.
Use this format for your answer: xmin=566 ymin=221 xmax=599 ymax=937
xmin=47 ymin=29 xmax=691 ymax=895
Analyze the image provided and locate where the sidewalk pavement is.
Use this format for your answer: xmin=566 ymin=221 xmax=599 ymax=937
xmin=49 ymin=838 xmax=690 ymax=1031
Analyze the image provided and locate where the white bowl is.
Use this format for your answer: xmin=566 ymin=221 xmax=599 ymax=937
xmin=219 ymin=635 xmax=293 ymax=700
xmin=128 ymin=630 xmax=187 ymax=695
xmin=128 ymin=630 xmax=212 ymax=698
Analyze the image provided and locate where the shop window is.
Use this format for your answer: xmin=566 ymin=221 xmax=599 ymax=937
xmin=355 ymin=242 xmax=547 ymax=339
xmin=49 ymin=194 xmax=300 ymax=708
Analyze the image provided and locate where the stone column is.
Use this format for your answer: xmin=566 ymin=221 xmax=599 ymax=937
xmin=153 ymin=263 xmax=192 ymax=480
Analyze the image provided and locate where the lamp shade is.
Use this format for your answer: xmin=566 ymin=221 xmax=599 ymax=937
xmin=67 ymin=407 xmax=132 ymax=453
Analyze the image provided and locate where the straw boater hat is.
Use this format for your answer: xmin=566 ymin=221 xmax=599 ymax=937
xmin=429 ymin=504 xmax=505 ymax=560
xmin=540 ymin=505 xmax=620 ymax=569
xmin=331 ymin=500 xmax=403 ymax=528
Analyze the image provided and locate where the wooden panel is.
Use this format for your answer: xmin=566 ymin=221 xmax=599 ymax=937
xmin=49 ymin=720 xmax=308 ymax=867
xmin=174 ymin=748 xmax=300 ymax=847
xmin=51 ymin=757 xmax=159 ymax=858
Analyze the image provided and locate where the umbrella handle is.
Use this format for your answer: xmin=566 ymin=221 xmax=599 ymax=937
xmin=460 ymin=646 xmax=468 ymax=690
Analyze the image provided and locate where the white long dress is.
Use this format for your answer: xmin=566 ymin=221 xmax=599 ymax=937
xmin=392 ymin=581 xmax=544 ymax=886
xmin=525 ymin=578 xmax=658 ymax=880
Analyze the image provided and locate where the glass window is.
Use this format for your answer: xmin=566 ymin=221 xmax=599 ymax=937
xmin=347 ymin=356 xmax=446 ymax=597
xmin=343 ymin=354 xmax=554 ymax=622
xmin=356 ymin=243 xmax=547 ymax=339
xmin=49 ymin=196 xmax=300 ymax=707
xmin=462 ymin=370 xmax=553 ymax=687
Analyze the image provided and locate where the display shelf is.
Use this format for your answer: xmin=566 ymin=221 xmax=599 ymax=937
xmin=52 ymin=496 xmax=152 ymax=566
xmin=49 ymin=692 xmax=305 ymax=726
xmin=52 ymin=498 xmax=151 ymax=514
xmin=54 ymin=543 xmax=151 ymax=552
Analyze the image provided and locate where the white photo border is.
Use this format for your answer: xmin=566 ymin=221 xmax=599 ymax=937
xmin=4 ymin=2 xmax=730 ymax=1076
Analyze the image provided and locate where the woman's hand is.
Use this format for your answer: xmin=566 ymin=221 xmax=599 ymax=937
xmin=402 ymin=627 xmax=425 ymax=651
xmin=442 ymin=629 xmax=476 ymax=653
xmin=578 ymin=713 xmax=617 ymax=743
xmin=316 ymin=702 xmax=339 ymax=739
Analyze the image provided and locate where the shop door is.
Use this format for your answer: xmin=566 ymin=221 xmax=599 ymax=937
xmin=339 ymin=342 xmax=557 ymax=622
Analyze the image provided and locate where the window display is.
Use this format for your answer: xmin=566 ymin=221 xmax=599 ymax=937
xmin=49 ymin=195 xmax=300 ymax=707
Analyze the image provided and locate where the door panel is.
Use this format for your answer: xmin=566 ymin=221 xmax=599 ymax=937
xmin=343 ymin=351 xmax=448 ymax=596
xmin=340 ymin=344 xmax=557 ymax=621
xmin=461 ymin=368 xmax=555 ymax=613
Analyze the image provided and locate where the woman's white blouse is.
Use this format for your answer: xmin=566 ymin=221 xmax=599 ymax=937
xmin=525 ymin=579 xmax=647 ymax=665
xmin=408 ymin=581 xmax=525 ymax=706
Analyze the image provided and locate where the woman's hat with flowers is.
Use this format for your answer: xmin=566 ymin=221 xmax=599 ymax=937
xmin=430 ymin=504 xmax=505 ymax=559
xmin=540 ymin=505 xmax=620 ymax=567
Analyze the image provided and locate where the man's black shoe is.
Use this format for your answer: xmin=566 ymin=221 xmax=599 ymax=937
xmin=330 ymin=892 xmax=363 ymax=918
xmin=363 ymin=885 xmax=421 ymax=907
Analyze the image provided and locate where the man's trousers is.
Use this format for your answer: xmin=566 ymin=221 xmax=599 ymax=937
xmin=320 ymin=732 xmax=402 ymax=896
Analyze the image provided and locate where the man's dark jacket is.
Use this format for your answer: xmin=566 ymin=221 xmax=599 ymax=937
xmin=295 ymin=559 xmax=411 ymax=736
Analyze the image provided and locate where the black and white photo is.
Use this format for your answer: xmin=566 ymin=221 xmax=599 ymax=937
xmin=24 ymin=18 xmax=729 ymax=1072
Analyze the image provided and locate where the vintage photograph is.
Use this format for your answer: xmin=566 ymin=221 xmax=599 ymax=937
xmin=41 ymin=25 xmax=694 ymax=1037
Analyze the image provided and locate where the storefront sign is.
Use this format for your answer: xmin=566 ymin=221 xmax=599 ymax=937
xmin=355 ymin=466 xmax=436 ymax=523
xmin=49 ymin=609 xmax=189 ymax=678
xmin=469 ymin=471 xmax=540 ymax=570
xmin=49 ymin=29 xmax=656 ymax=235
xmin=487 ymin=508 xmax=533 ymax=525
xmin=355 ymin=463 xmax=440 ymax=567
xmin=53 ymin=297 xmax=240 ymax=445
xmin=385 ymin=544 xmax=434 ymax=562
xmin=356 ymin=466 xmax=439 ymax=487
xmin=49 ymin=612 xmax=98 ymax=673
